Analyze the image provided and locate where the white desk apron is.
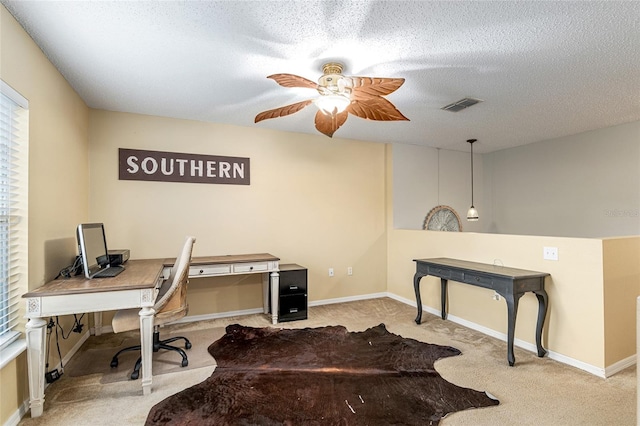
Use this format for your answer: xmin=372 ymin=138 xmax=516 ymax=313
xmin=184 ymin=254 xmax=280 ymax=325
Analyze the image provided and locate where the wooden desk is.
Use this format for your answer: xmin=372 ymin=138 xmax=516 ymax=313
xmin=23 ymin=259 xmax=165 ymax=417
xmin=23 ymin=253 xmax=280 ymax=418
xmin=413 ymin=257 xmax=549 ymax=366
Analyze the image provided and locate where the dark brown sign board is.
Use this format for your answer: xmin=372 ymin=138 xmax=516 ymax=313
xmin=119 ymin=148 xmax=250 ymax=185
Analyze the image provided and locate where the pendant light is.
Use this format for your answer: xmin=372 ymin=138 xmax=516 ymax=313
xmin=466 ymin=139 xmax=479 ymax=221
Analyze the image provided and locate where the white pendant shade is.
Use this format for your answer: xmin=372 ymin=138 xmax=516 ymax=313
xmin=467 ymin=206 xmax=479 ymax=221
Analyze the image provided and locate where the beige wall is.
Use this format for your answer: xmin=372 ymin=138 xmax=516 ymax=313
xmin=392 ymin=122 xmax=640 ymax=239
xmin=88 ymin=110 xmax=388 ymax=320
xmin=1 ymin=5 xmax=90 ymax=424
xmin=486 ymin=121 xmax=640 ymax=238
xmin=392 ymin=143 xmax=485 ymax=232
xmin=603 ymin=236 xmax=640 ymax=365
xmin=0 ymin=357 xmax=27 ymax=426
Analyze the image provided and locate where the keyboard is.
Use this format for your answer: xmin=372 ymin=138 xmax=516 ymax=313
xmin=93 ymin=266 xmax=125 ymax=278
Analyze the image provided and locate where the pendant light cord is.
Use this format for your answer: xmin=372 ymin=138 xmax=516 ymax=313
xmin=437 ymin=148 xmax=440 ymax=205
xmin=470 ymin=141 xmax=474 ymax=206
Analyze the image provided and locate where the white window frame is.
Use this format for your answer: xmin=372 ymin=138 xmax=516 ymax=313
xmin=0 ymin=80 xmax=29 ymax=368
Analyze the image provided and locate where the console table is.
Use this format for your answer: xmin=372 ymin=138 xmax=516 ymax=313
xmin=413 ymin=257 xmax=549 ymax=366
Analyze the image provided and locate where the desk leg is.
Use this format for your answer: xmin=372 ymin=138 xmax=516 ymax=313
xmin=533 ymin=289 xmax=549 ymax=357
xmin=270 ymin=271 xmax=279 ymax=325
xmin=93 ymin=312 xmax=103 ymax=336
xmin=440 ymin=278 xmax=448 ymax=320
xmin=262 ymin=273 xmax=270 ymax=315
xmin=413 ymin=272 xmax=425 ymax=324
xmin=25 ymin=318 xmax=47 ymax=417
xmin=139 ymin=307 xmax=155 ymax=396
xmin=505 ymin=293 xmax=524 ymax=366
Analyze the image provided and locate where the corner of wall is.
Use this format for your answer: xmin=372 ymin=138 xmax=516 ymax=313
xmin=602 ymin=236 xmax=640 ymax=366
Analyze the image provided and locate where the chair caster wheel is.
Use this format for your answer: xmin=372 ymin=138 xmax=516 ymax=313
xmin=181 ymin=359 xmax=188 ymax=367
xmin=131 ymin=370 xmax=139 ymax=380
xmin=110 ymin=358 xmax=118 ymax=368
xmin=185 ymin=342 xmax=192 ymax=350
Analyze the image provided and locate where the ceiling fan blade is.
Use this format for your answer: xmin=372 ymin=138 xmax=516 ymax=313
xmin=314 ymin=110 xmax=349 ymax=137
xmin=254 ymin=100 xmax=314 ymax=123
xmin=347 ymin=98 xmax=409 ymax=121
xmin=267 ymin=74 xmax=318 ymax=89
xmin=350 ymin=77 xmax=405 ymax=98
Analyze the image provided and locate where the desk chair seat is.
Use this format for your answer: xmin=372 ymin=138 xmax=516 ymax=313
xmin=110 ymin=236 xmax=195 ymax=380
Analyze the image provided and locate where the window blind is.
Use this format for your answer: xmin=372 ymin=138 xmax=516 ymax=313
xmin=0 ymin=81 xmax=28 ymax=350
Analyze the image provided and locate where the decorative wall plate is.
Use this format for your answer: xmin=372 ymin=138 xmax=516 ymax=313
xmin=423 ymin=205 xmax=462 ymax=232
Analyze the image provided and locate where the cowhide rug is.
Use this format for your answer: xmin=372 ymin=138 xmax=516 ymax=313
xmin=145 ymin=324 xmax=499 ymax=425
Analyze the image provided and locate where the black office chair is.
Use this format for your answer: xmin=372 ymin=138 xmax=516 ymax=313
xmin=109 ymin=236 xmax=195 ymax=379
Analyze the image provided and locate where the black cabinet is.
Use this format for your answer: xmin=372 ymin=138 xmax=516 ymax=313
xmin=277 ymin=264 xmax=308 ymax=322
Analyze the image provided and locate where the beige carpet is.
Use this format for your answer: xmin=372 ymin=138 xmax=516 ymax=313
xmin=18 ymin=298 xmax=636 ymax=425
xmin=65 ymin=327 xmax=225 ymax=383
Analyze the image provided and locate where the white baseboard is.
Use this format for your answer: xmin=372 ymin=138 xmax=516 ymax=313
xmin=170 ymin=293 xmax=389 ymax=325
xmin=386 ymin=292 xmax=636 ymax=378
xmin=605 ymin=354 xmax=636 ymax=377
xmin=308 ymin=292 xmax=388 ymax=307
xmin=93 ymin=308 xmax=267 ymax=334
xmin=3 ymin=399 xmax=28 ymax=426
xmin=172 ymin=307 xmax=265 ymax=325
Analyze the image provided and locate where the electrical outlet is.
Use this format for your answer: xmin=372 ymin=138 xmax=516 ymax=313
xmin=347 ymin=267 xmax=353 ymax=276
xmin=328 ymin=268 xmax=334 ymax=277
xmin=543 ymin=247 xmax=559 ymax=261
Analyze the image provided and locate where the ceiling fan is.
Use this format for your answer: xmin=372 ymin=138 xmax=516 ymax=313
xmin=254 ymin=63 xmax=409 ymax=138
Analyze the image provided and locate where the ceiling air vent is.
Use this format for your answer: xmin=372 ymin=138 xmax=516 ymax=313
xmin=441 ymin=97 xmax=483 ymax=112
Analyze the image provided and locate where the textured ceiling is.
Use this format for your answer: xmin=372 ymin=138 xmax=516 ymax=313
xmin=2 ymin=1 xmax=639 ymax=153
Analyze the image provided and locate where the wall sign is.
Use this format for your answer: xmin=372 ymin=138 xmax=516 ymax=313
xmin=119 ymin=148 xmax=250 ymax=185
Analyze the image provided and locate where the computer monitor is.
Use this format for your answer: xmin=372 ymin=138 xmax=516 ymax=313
xmin=77 ymin=223 xmax=111 ymax=279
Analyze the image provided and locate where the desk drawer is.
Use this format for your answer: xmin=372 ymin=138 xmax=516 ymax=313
xmin=464 ymin=272 xmax=494 ymax=287
xmin=233 ymin=262 xmax=269 ymax=273
xmin=189 ymin=264 xmax=231 ymax=277
xmin=427 ymin=265 xmax=451 ymax=278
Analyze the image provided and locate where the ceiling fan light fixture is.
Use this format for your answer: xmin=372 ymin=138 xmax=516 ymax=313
xmin=315 ymin=63 xmax=352 ymax=115
xmin=314 ymin=93 xmax=351 ymax=115
xmin=254 ymin=61 xmax=408 ymax=138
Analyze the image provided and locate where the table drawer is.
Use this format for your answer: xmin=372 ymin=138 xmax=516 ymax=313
xmin=427 ymin=265 xmax=451 ymax=278
xmin=449 ymin=270 xmax=465 ymax=281
xmin=233 ymin=262 xmax=269 ymax=273
xmin=189 ymin=264 xmax=232 ymax=277
xmin=464 ymin=272 xmax=494 ymax=287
